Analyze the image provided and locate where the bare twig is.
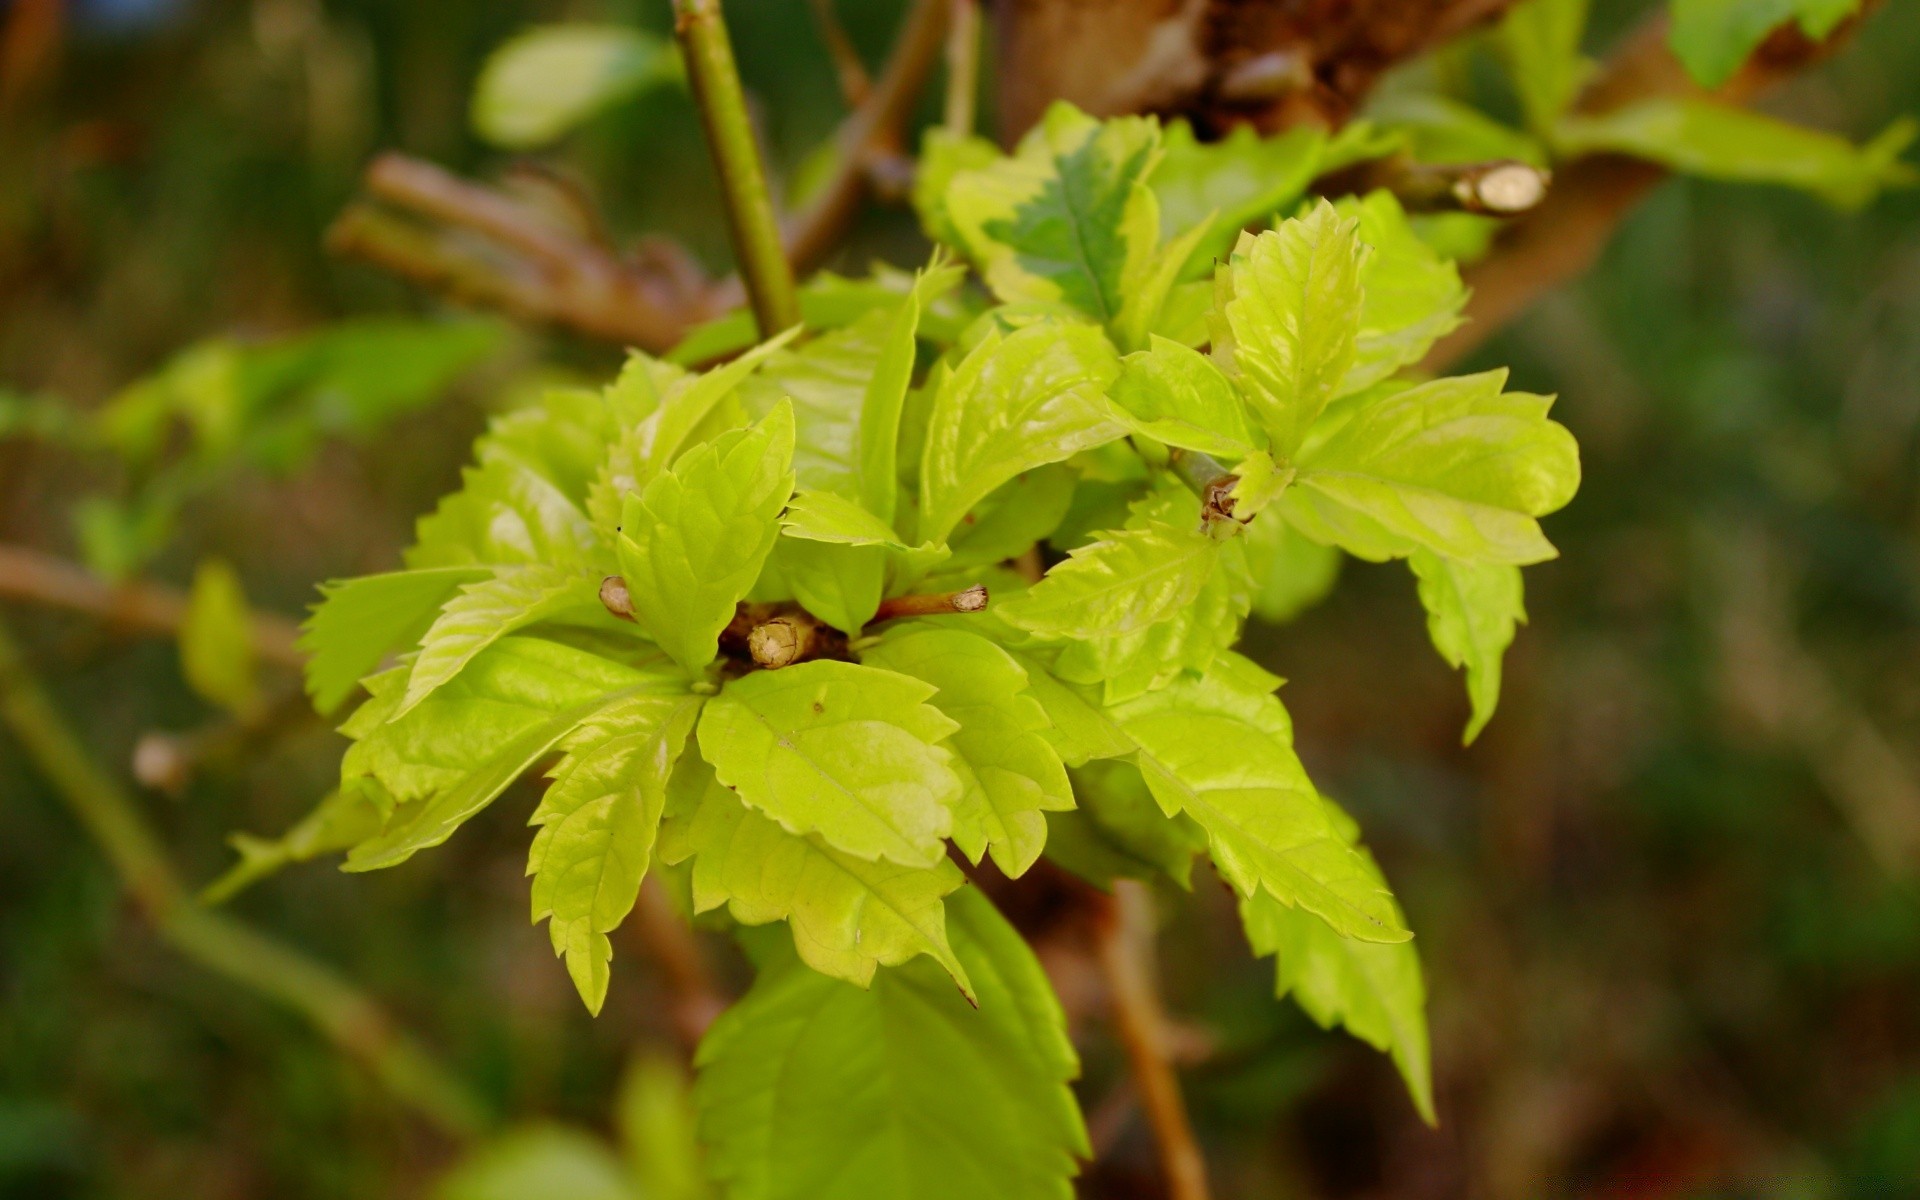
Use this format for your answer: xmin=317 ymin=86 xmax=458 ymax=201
xmin=944 ymin=0 xmax=981 ymax=138
xmin=1091 ymin=880 xmax=1211 ymax=1200
xmin=0 ymin=614 xmax=488 ymax=1138
xmin=1426 ymin=7 xmax=1879 ymax=371
xmin=808 ymin=0 xmax=873 ymax=107
xmin=872 ymin=585 xmax=989 ymax=622
xmin=0 ymin=543 xmax=302 ymax=668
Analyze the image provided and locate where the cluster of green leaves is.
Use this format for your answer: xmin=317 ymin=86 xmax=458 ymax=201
xmin=276 ymin=101 xmax=1584 ymax=1193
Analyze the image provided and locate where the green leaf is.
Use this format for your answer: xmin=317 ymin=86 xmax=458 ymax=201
xmin=435 ymin=1124 xmax=638 ymax=1200
xmin=1046 ymin=760 xmax=1207 ymax=888
xmin=695 ymin=888 xmax=1087 ymax=1200
xmin=780 ymin=490 xmax=909 ymax=545
xmin=913 ymin=129 xmax=1001 ymax=251
xmin=472 ymin=25 xmax=680 ymax=149
xmin=181 ymin=558 xmax=258 ymax=714
xmin=944 ymin=466 xmax=1077 ymax=572
xmin=1240 ymin=859 xmax=1433 ymax=1124
xmin=916 ymin=319 xmax=1124 ymax=545
xmin=342 ymin=636 xmax=683 ymax=871
xmin=864 ymin=628 xmax=1073 ymax=877
xmin=946 ymin=101 xmax=1161 ymax=324
xmin=856 ymin=266 xmax=935 ymax=526
xmin=615 ymin=1055 xmax=712 ymax=1200
xmin=1284 ymin=370 xmax=1581 ymax=564
xmin=1668 ymin=0 xmax=1863 ymax=88
xmin=1109 ymin=336 xmax=1260 ymax=459
xmin=1243 ymin=514 xmax=1343 ymax=624
xmin=670 ymin=769 xmax=971 ymax=991
xmin=302 ymin=566 xmax=492 ymax=714
xmin=1410 ymin=549 xmax=1525 ymax=745
xmin=1003 ymin=650 xmax=1135 ymax=767
xmin=202 ymin=784 xmax=387 ymax=905
xmin=409 ymin=452 xmax=599 ymax=571
xmin=1214 ymin=202 xmax=1366 ymax=459
xmin=998 ymin=519 xmax=1217 ymax=642
xmin=399 ymin=565 xmax=605 ymax=717
xmin=773 ymin=539 xmax=888 ymax=635
xmin=1338 ymin=191 xmax=1468 ymax=392
xmin=1366 ymin=93 xmax=1549 ymax=167
xmin=1554 ymin=100 xmax=1916 ymax=209
xmin=695 ymin=661 xmax=964 ymax=867
xmin=1112 ymin=654 xmax=1412 ymax=942
xmin=1499 ymin=0 xmax=1593 ymax=136
xmin=1152 ymin=122 xmax=1328 ymax=271
xmin=617 ymin=404 xmax=796 ymax=672
xmin=528 ymin=692 xmax=704 ymax=1013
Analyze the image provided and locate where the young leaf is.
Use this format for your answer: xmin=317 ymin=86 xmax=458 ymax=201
xmin=855 ymin=267 xmax=934 ymax=526
xmin=301 ymin=566 xmax=492 ymax=714
xmin=1240 ymin=864 xmax=1433 ymax=1123
xmin=409 ymin=454 xmax=599 ymax=570
xmin=1499 ymin=0 xmax=1593 ymax=137
xmin=1554 ymin=101 xmax=1916 ymax=210
xmin=1243 ymin=515 xmax=1343 ymax=624
xmin=695 ymin=661 xmax=964 ymax=867
xmin=1668 ymin=0 xmax=1863 ymax=88
xmin=1216 ymin=202 xmax=1366 ymax=459
xmin=528 ymin=691 xmax=704 ymax=1014
xmin=1046 ymin=760 xmax=1207 ymax=889
xmin=1112 ymin=654 xmax=1412 ymax=942
xmin=203 ymin=784 xmax=387 ymax=905
xmin=1151 ymin=122 xmax=1328 ymax=271
xmin=617 ymin=404 xmax=796 ymax=672
xmin=944 ymin=466 xmax=1077 ymax=572
xmin=774 ymin=539 xmax=888 ymax=635
xmin=181 ymin=557 xmax=258 ymax=714
xmin=670 ymin=771 xmax=971 ymax=992
xmin=695 ymin=888 xmax=1087 ymax=1200
xmin=998 ymin=521 xmax=1217 ymax=643
xmin=1003 ymin=650 xmax=1135 ymax=767
xmin=864 ymin=628 xmax=1074 ymax=877
xmin=342 ymin=636 xmax=685 ymax=871
xmin=1285 ymin=370 xmax=1581 ymax=564
xmin=917 ymin=319 xmax=1124 ymax=544
xmin=946 ymin=101 xmax=1161 ymax=325
xmin=398 ymin=565 xmax=605 ymax=717
xmin=1339 ymin=191 xmax=1468 ymax=392
xmin=1108 ymin=336 xmax=1261 ymax=459
xmin=1410 ymin=549 xmax=1525 ymax=744
xmin=913 ymin=129 xmax=1001 ymax=251
xmin=471 ymin=25 xmax=681 ymax=149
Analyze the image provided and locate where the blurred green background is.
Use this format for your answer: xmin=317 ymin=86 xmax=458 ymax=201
xmin=3 ymin=0 xmax=1918 ymax=1196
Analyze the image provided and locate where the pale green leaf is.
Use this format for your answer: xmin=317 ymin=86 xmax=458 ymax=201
xmin=1284 ymin=370 xmax=1581 ymax=564
xmin=1046 ymin=760 xmax=1207 ymax=888
xmin=947 ymin=101 xmax=1161 ymax=324
xmin=999 ymin=520 xmax=1217 ymax=641
xmin=435 ymin=1124 xmax=638 ymax=1200
xmin=1410 ymin=549 xmax=1525 ymax=744
xmin=1240 ymin=863 xmax=1433 ymax=1123
xmin=301 ymin=566 xmax=492 ymax=714
xmin=615 ymin=1055 xmax=712 ymax=1200
xmin=1215 ymin=202 xmax=1366 ymax=458
xmin=780 ymin=490 xmax=908 ymax=546
xmin=773 ymin=538 xmax=888 ymax=635
xmin=472 ymin=26 xmax=680 ymax=149
xmin=181 ymin=558 xmax=258 ymax=714
xmin=913 ymin=129 xmax=1001 ymax=250
xmin=855 ymin=266 xmax=939 ymax=525
xmin=617 ymin=404 xmax=796 ymax=672
xmin=1109 ymin=336 xmax=1260 ymax=459
xmin=528 ymin=692 xmax=703 ymax=1013
xmin=399 ymin=565 xmax=604 ymax=717
xmin=1112 ymin=654 xmax=1411 ymax=942
xmin=1555 ymin=100 xmax=1916 ymax=209
xmin=1003 ymin=650 xmax=1135 ymax=767
xmin=341 ymin=636 xmax=683 ymax=871
xmin=944 ymin=465 xmax=1077 ymax=572
xmin=1114 ymin=217 xmax=1213 ymax=353
xmin=671 ymin=770 xmax=971 ymax=992
xmin=1366 ymin=93 xmax=1550 ymax=167
xmin=1668 ymin=0 xmax=1863 ymax=88
xmin=864 ymin=628 xmax=1073 ymax=877
xmin=1499 ymin=0 xmax=1593 ymax=136
xmin=695 ymin=888 xmax=1086 ymax=1200
xmin=916 ymin=318 xmax=1124 ymax=545
xmin=695 ymin=661 xmax=963 ymax=867
xmin=1243 ymin=514 xmax=1343 ymax=624
xmin=1339 ymin=191 xmax=1468 ymax=392
xmin=1151 ymin=122 xmax=1328 ymax=272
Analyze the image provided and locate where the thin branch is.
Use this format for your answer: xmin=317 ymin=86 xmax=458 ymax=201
xmin=631 ymin=876 xmax=730 ymax=1054
xmin=1425 ymin=7 xmax=1878 ymax=371
xmin=1091 ymin=880 xmax=1211 ymax=1200
xmin=0 ymin=543 xmax=302 ymax=668
xmin=0 ymin=613 xmax=488 ymax=1138
xmin=944 ymin=0 xmax=981 ymax=138
xmin=808 ymin=0 xmax=873 ymax=107
xmin=1378 ymin=159 xmax=1551 ymax=216
xmin=872 ymin=584 xmax=989 ymax=621
xmin=675 ymin=0 xmax=801 ymax=337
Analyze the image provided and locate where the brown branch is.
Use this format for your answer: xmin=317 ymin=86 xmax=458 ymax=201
xmin=632 ymin=876 xmax=730 ymax=1053
xmin=1091 ymin=880 xmax=1211 ymax=1200
xmin=0 ymin=543 xmax=303 ymax=668
xmin=808 ymin=0 xmax=873 ymax=107
xmin=1425 ymin=7 xmax=1878 ymax=372
xmin=871 ymin=584 xmax=989 ymax=621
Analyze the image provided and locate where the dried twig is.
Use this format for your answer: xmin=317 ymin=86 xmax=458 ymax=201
xmin=872 ymin=585 xmax=989 ymax=621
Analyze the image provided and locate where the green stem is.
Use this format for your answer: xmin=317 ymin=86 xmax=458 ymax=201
xmin=0 ymin=614 xmax=490 ymax=1140
xmin=673 ymin=0 xmax=801 ymax=338
xmin=943 ymin=0 xmax=980 ymax=138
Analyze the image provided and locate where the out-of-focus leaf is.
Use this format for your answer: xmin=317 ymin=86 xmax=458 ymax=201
xmin=201 ymin=785 xmax=387 ymax=905
xmin=435 ymin=1124 xmax=637 ymax=1200
xmin=1243 ymin=515 xmax=1343 ymax=624
xmin=301 ymin=566 xmax=492 ymax=715
xmin=1499 ymin=0 xmax=1593 ymax=136
xmin=181 ymin=558 xmax=258 ymax=714
xmin=1669 ymin=0 xmax=1864 ymax=88
xmin=1410 ymin=549 xmax=1525 ymax=744
xmin=615 ymin=1055 xmax=711 ymax=1200
xmin=1555 ymin=100 xmax=1917 ymax=209
xmin=472 ymin=26 xmax=680 ymax=149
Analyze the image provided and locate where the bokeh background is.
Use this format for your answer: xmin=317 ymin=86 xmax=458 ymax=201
xmin=3 ymin=0 xmax=1918 ymax=1196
